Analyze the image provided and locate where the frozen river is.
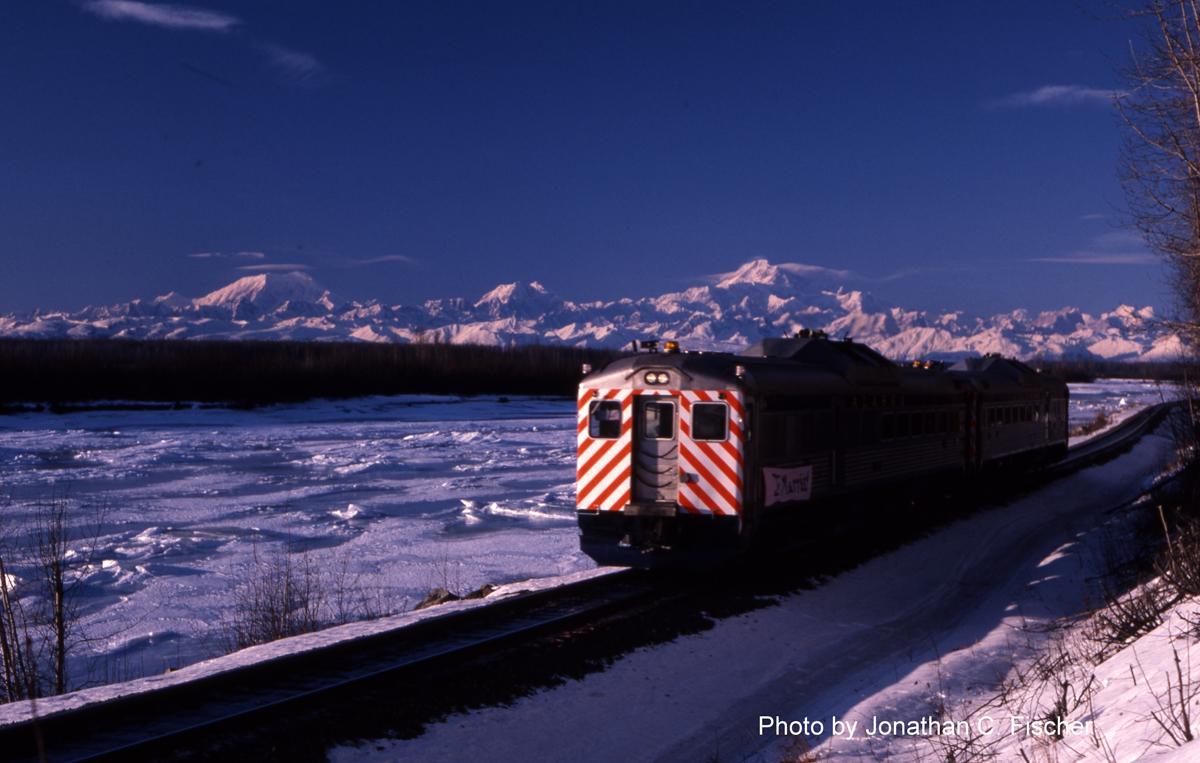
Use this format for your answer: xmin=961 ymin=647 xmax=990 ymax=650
xmin=0 ymin=396 xmax=592 ymax=685
xmin=0 ymin=379 xmax=1178 ymax=689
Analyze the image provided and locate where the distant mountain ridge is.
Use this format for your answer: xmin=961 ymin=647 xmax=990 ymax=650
xmin=0 ymin=259 xmax=1182 ymax=361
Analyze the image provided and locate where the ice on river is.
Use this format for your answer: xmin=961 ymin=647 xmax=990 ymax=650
xmin=0 ymin=381 xmax=1169 ymax=689
xmin=1067 ymin=377 xmax=1174 ymax=430
xmin=0 ymin=395 xmax=593 ymax=686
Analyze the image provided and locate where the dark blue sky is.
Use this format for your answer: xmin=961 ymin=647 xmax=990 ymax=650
xmin=0 ymin=1 xmax=1167 ymax=315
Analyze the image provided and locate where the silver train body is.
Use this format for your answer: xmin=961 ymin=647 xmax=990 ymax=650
xmin=575 ymin=335 xmax=1068 ymax=566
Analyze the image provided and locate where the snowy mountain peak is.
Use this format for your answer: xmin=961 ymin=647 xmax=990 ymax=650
xmin=474 ymin=280 xmax=551 ymax=308
xmin=152 ymin=291 xmax=190 ymax=310
xmin=473 ymin=280 xmax=562 ymax=320
xmin=195 ymin=272 xmax=330 ymax=313
xmin=713 ymin=259 xmax=851 ymax=291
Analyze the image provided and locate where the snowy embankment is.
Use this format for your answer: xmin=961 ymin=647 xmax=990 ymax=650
xmin=331 ymin=422 xmax=1180 ymax=763
xmin=0 ymin=567 xmax=617 ymax=727
xmin=1068 ymin=378 xmax=1175 ymax=447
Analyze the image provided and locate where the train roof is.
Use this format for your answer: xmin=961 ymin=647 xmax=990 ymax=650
xmin=580 ymin=336 xmax=1066 ymax=399
xmin=947 ymin=354 xmax=1063 ymax=394
xmin=582 ymin=336 xmax=954 ymax=395
xmin=740 ymin=336 xmax=893 ymax=367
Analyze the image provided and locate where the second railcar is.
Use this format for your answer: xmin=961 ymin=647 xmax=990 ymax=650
xmin=575 ymin=334 xmax=1067 ymax=567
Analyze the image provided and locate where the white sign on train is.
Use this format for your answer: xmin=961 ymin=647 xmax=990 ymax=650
xmin=763 ymin=465 xmax=813 ymax=505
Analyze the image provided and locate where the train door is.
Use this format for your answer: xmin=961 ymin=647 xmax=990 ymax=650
xmin=965 ymin=392 xmax=982 ymax=469
xmin=632 ymin=395 xmax=679 ymax=504
xmin=1043 ymin=394 xmax=1051 ymax=442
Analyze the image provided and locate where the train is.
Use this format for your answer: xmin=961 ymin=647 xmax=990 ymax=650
xmin=575 ymin=332 xmax=1069 ymax=566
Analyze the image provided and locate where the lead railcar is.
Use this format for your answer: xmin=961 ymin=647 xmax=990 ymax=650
xmin=575 ymin=334 xmax=1068 ymax=566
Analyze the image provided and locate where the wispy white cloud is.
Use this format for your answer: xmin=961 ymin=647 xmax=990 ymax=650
xmin=1080 ymin=212 xmax=1107 ymax=221
xmin=1030 ymin=230 xmax=1156 ymax=265
xmin=342 ymin=255 xmax=416 ymax=267
xmin=236 ymin=263 xmax=312 ymax=272
xmin=259 ymin=43 xmax=326 ymax=83
xmin=1029 ymin=253 xmax=1156 ymax=265
xmin=188 ymin=251 xmax=266 ymax=259
xmin=991 ymin=84 xmax=1121 ymax=109
xmin=81 ymin=3 xmax=327 ymax=86
xmin=81 ymin=1 xmax=240 ymax=32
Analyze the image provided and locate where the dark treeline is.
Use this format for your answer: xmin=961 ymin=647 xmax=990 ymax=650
xmin=0 ymin=338 xmax=1185 ymax=407
xmin=0 ymin=339 xmax=621 ymax=405
xmin=1029 ymin=357 xmax=1191 ymax=383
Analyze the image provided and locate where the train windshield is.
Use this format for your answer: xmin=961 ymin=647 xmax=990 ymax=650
xmin=588 ymin=400 xmax=622 ymax=439
xmin=641 ymin=400 xmax=675 ymax=439
xmin=692 ymin=402 xmax=728 ymax=441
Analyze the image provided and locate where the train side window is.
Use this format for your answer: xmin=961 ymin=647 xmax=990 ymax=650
xmin=692 ymin=402 xmax=728 ymax=441
xmin=925 ymin=411 xmax=936 ymax=434
xmin=842 ymin=409 xmax=860 ymax=446
xmin=882 ymin=413 xmax=895 ymax=440
xmin=642 ymin=400 xmax=675 ymax=440
xmin=765 ymin=415 xmax=786 ymax=452
xmin=896 ymin=412 xmax=910 ymax=438
xmin=588 ymin=400 xmax=622 ymax=439
xmin=911 ymin=412 xmax=923 ymax=436
xmin=816 ymin=410 xmax=833 ymax=444
xmin=862 ymin=410 xmax=879 ymax=444
xmin=792 ymin=413 xmax=807 ymax=453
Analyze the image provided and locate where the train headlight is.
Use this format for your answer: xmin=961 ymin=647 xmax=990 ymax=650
xmin=643 ymin=371 xmax=669 ymax=385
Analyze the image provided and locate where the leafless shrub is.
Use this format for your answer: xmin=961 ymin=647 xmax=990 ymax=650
xmin=1086 ymin=580 xmax=1176 ymax=658
xmin=1085 ymin=689 xmax=1120 ymax=763
xmin=922 ymin=725 xmax=997 ymax=763
xmin=326 ymin=553 xmax=384 ymax=625
xmin=0 ymin=555 xmax=37 ymax=703
xmin=224 ymin=543 xmax=393 ymax=651
xmin=1070 ymin=410 xmax=1111 ymax=439
xmin=0 ymin=495 xmax=105 ymax=702
xmin=1157 ymin=512 xmax=1200 ymax=598
xmin=1129 ymin=637 xmax=1199 ymax=747
xmin=226 ymin=543 xmax=327 ymax=651
xmin=775 ymin=736 xmax=823 ymax=763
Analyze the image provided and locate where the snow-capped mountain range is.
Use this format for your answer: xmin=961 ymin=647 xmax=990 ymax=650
xmin=0 ymin=260 xmax=1183 ymax=361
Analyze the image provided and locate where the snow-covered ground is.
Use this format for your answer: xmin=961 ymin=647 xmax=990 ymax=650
xmin=331 ymin=419 xmax=1183 ymax=762
xmin=0 ymin=379 xmax=1171 ymax=693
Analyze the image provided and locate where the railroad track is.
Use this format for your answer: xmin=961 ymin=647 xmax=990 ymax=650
xmin=1049 ymin=401 xmax=1173 ymax=474
xmin=0 ymin=401 xmax=1176 ymax=762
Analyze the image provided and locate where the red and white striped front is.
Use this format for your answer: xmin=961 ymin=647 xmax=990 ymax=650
xmin=576 ymin=387 xmax=745 ymax=517
xmin=678 ymin=390 xmax=745 ymax=516
xmin=576 ymin=388 xmax=633 ymax=511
